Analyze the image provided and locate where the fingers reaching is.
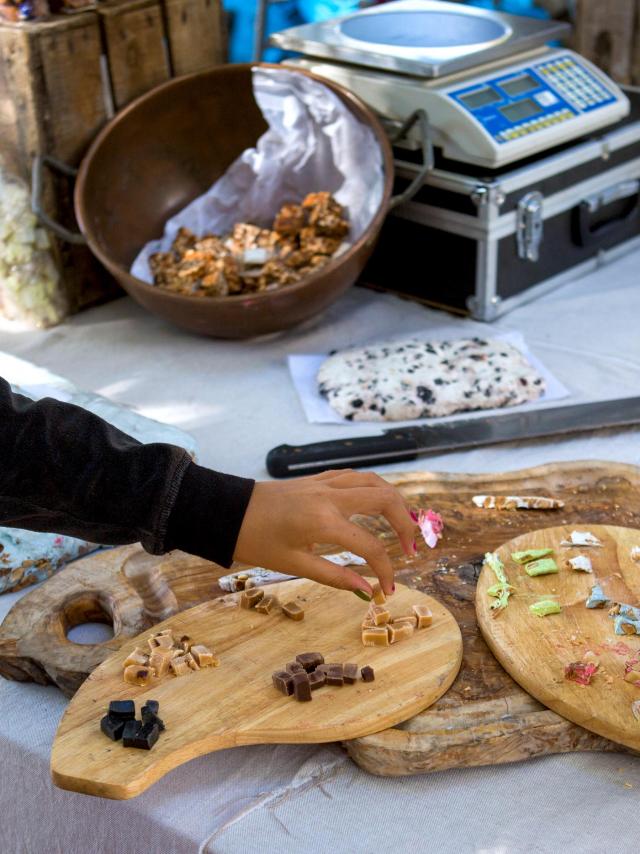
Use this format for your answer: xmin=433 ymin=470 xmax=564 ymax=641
xmin=275 ymin=552 xmax=374 ymax=596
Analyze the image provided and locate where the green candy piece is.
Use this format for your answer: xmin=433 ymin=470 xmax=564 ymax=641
xmin=484 ymin=552 xmax=512 ymax=611
xmin=529 ymin=599 xmax=562 ymax=617
xmin=524 ymin=558 xmax=559 ymax=577
xmin=511 ymin=548 xmax=554 ymax=564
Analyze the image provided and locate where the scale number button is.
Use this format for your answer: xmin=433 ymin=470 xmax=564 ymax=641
xmin=534 ymin=90 xmax=558 ymax=107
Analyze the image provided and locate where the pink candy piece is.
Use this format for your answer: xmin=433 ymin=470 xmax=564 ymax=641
xmin=416 ymin=509 xmax=444 ymax=549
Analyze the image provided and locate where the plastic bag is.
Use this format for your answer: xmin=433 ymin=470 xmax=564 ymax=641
xmin=0 ymin=166 xmax=68 ymax=328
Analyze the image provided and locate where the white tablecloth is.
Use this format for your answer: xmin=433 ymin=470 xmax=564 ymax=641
xmin=1 ymin=251 xmax=639 ymax=853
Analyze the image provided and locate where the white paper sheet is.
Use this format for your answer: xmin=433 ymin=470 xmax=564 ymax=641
xmin=288 ymin=329 xmax=570 ymax=426
xmin=131 ymin=66 xmax=385 ymax=282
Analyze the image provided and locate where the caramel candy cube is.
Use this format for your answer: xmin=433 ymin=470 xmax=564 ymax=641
xmin=325 ymin=665 xmax=344 ymax=686
xmin=244 ymin=578 xmax=257 ymax=590
xmin=296 ymin=652 xmax=324 ymax=672
xmin=361 ymin=665 xmax=375 ymax=682
xmin=372 ymin=583 xmax=386 ymax=605
xmin=393 ymin=615 xmax=418 ymax=628
xmin=149 ymin=649 xmax=172 ymax=678
xmin=369 ymin=605 xmax=391 ymax=626
xmin=184 ymin=652 xmax=199 ymax=671
xmin=170 ymin=656 xmax=191 ymax=677
xmin=361 ymin=616 xmax=375 ymax=630
xmin=147 ymin=636 xmax=160 ymax=651
xmin=241 ymin=588 xmax=265 ymax=609
xmin=308 ymin=670 xmax=326 ymax=690
xmin=343 ymin=663 xmax=359 ymax=684
xmin=412 ymin=604 xmax=433 ymax=628
xmin=283 ymin=601 xmax=304 ymax=621
xmin=153 ymin=634 xmax=174 ymax=650
xmin=292 ymin=672 xmax=312 ymax=701
xmin=235 ymin=574 xmax=248 ymax=591
xmin=179 ymin=635 xmax=193 ymax=653
xmin=286 ymin=661 xmax=306 ymax=675
xmin=362 ymin=627 xmax=390 ymax=647
xmin=123 ymin=647 xmax=148 ymax=669
xmin=255 ymin=595 xmax=279 ymax=614
xmin=272 ymin=670 xmax=294 ymax=695
xmin=123 ymin=665 xmax=153 ymax=687
xmin=191 ymin=644 xmax=216 ymax=667
xmin=387 ymin=622 xmax=414 ymax=644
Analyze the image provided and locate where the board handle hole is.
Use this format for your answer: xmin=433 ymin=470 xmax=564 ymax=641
xmin=60 ymin=592 xmax=120 ymax=645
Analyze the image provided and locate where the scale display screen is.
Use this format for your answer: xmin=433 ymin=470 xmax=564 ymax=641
xmin=499 ymin=98 xmax=543 ymax=123
xmin=500 ymin=73 xmax=538 ymax=97
xmin=458 ymin=86 xmax=502 ymax=110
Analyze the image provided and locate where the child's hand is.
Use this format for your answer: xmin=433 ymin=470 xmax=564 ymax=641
xmin=233 ymin=470 xmax=416 ymax=598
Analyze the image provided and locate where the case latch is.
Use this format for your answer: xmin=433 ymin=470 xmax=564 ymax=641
xmin=516 ymin=191 xmax=544 ymax=262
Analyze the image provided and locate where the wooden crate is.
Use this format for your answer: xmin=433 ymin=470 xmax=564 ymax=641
xmin=574 ymin=0 xmax=640 ymax=85
xmin=0 ymin=0 xmax=227 ymax=319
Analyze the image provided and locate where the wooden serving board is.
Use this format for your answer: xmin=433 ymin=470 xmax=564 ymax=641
xmin=476 ymin=524 xmax=640 ymax=752
xmin=3 ymin=461 xmax=640 ymax=775
xmin=50 ymin=579 xmax=462 ymax=799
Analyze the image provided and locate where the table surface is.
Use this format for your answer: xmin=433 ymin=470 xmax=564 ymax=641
xmin=1 ymin=252 xmax=639 ymax=854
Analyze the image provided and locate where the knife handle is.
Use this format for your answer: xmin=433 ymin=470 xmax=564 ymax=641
xmin=266 ymin=433 xmax=420 ymax=478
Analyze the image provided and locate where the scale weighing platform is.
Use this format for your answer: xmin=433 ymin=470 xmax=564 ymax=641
xmin=272 ymin=0 xmax=629 ymax=169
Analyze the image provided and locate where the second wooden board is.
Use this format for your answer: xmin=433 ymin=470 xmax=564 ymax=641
xmin=476 ymin=525 xmax=640 ymax=752
xmin=51 ymin=578 xmax=462 ymax=799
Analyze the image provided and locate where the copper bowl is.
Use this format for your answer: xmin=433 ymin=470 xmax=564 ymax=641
xmin=75 ymin=64 xmax=394 ymax=338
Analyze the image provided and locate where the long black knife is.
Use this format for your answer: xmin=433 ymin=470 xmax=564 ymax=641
xmin=266 ymin=397 xmax=640 ymax=478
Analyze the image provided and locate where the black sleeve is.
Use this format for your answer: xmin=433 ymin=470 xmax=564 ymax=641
xmin=0 ymin=377 xmax=255 ymax=567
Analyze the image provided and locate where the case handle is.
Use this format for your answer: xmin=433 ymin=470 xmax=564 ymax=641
xmin=388 ymin=109 xmax=434 ymax=211
xmin=31 ymin=155 xmax=87 ymax=245
xmin=574 ymin=178 xmax=640 ymax=248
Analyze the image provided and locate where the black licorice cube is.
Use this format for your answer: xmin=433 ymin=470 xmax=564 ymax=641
xmin=122 ymin=719 xmax=142 ymax=747
xmin=100 ymin=715 xmax=126 ymax=741
xmin=138 ymin=721 xmax=161 ymax=750
xmin=141 ymin=706 xmax=165 ymax=732
xmin=142 ymin=700 xmax=160 ymax=716
xmin=108 ymin=700 xmax=136 ymax=721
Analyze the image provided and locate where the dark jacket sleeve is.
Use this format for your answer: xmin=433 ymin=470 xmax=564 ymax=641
xmin=0 ymin=377 xmax=254 ymax=567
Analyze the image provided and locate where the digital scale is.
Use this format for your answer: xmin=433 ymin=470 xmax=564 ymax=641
xmin=271 ymin=0 xmax=630 ymax=169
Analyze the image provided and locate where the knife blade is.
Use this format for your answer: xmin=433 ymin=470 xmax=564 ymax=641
xmin=266 ymin=397 xmax=640 ymax=478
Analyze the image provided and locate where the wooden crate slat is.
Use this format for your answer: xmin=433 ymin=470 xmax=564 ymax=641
xmin=574 ymin=0 xmax=636 ymax=84
xmin=163 ymin=0 xmax=226 ymax=76
xmin=99 ymin=0 xmax=170 ymax=108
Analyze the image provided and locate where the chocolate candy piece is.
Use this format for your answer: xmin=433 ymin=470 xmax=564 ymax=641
xmin=241 ymin=588 xmax=264 ymax=609
xmin=325 ymin=665 xmax=343 ymax=686
xmin=361 ymin=666 xmax=375 ymax=682
xmin=343 ymin=663 xmax=358 ymax=684
xmin=308 ymin=671 xmax=326 ymax=690
xmin=255 ymin=595 xmax=279 ymax=614
xmin=100 ymin=715 xmax=126 ymax=741
xmin=292 ymin=672 xmax=312 ymax=701
xmin=272 ymin=670 xmax=294 ymax=696
xmin=282 ymin=601 xmax=304 ymax=621
xmin=295 ymin=652 xmax=324 ymax=672
xmin=286 ymin=661 xmax=305 ymax=675
xmin=108 ymin=700 xmax=136 ymax=721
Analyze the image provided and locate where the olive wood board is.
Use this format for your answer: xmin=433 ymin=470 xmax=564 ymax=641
xmin=3 ymin=460 xmax=640 ymax=776
xmin=476 ymin=524 xmax=640 ymax=752
xmin=50 ymin=579 xmax=462 ymax=799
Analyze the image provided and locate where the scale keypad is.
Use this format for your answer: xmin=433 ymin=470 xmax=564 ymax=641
xmin=450 ymin=53 xmax=617 ymax=145
xmin=536 ymin=57 xmax=614 ymax=112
